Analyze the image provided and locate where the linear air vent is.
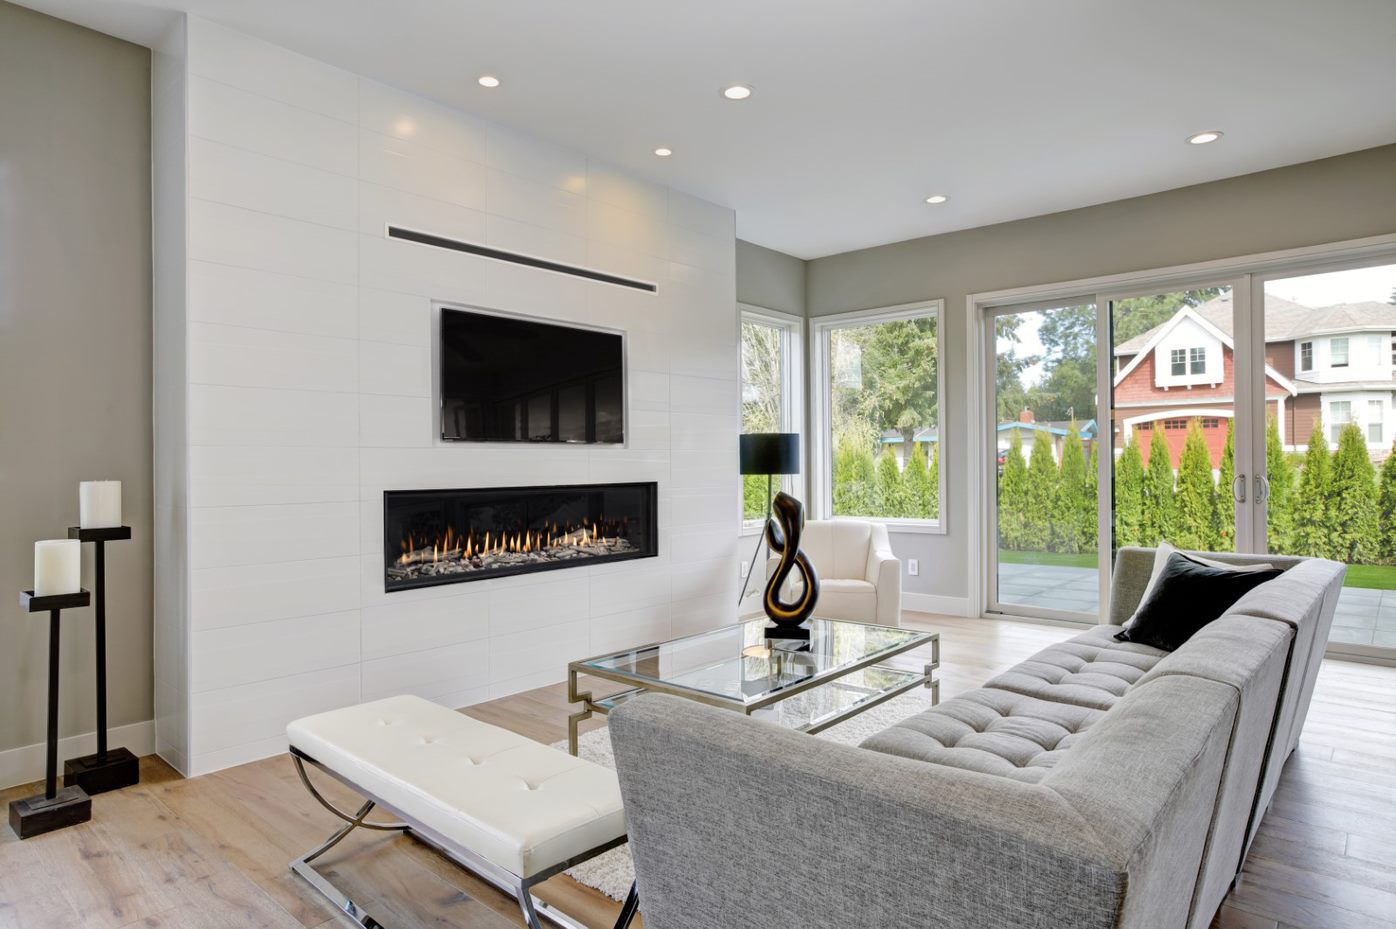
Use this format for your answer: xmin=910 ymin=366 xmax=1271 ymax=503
xmin=386 ymin=226 xmax=659 ymax=293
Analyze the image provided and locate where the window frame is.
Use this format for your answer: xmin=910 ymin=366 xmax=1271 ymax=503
xmin=1188 ymin=346 xmax=1206 ymax=375
xmin=1170 ymin=347 xmax=1187 ymax=376
xmin=1300 ymin=340 xmax=1314 ymax=372
xmin=739 ymin=304 xmax=805 ymax=534
xmin=1368 ymin=399 xmax=1384 ymax=446
xmin=1331 ymin=336 xmax=1350 ymax=368
xmin=810 ymin=299 xmax=947 ymax=534
xmin=1330 ymin=399 xmax=1352 ymax=443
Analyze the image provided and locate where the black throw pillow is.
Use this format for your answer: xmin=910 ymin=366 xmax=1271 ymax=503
xmin=1115 ymin=552 xmax=1283 ymax=652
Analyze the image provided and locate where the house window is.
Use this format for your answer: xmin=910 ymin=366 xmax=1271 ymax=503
xmin=1300 ymin=341 xmax=1313 ymax=372
xmin=740 ymin=307 xmax=803 ymax=525
xmin=1390 ymin=332 xmax=1395 ymax=366
xmin=1189 ymin=347 xmax=1206 ymax=375
xmin=1369 ymin=400 xmax=1384 ymax=445
xmin=813 ymin=301 xmax=944 ymax=527
xmin=1165 ymin=419 xmax=1187 ymax=430
xmin=1170 ymin=348 xmax=1187 ymax=376
xmin=1330 ymin=400 xmax=1352 ymax=443
xmin=1331 ymin=337 xmax=1349 ymax=368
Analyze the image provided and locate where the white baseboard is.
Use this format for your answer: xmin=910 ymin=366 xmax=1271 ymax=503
xmin=0 ymin=720 xmax=155 ymax=790
xmin=902 ymin=593 xmax=974 ymax=617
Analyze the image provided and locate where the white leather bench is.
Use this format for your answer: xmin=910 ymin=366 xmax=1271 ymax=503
xmin=286 ymin=694 xmax=636 ymax=929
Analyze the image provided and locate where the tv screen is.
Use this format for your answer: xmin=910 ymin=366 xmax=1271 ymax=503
xmin=440 ymin=307 xmax=624 ymax=444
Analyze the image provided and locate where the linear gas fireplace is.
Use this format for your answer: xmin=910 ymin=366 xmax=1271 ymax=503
xmin=384 ymin=482 xmax=658 ymax=591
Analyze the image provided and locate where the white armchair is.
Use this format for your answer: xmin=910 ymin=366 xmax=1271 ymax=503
xmin=764 ymin=519 xmax=902 ymax=627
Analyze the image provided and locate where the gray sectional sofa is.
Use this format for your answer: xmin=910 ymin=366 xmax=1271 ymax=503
xmin=610 ymin=548 xmax=1344 ymax=929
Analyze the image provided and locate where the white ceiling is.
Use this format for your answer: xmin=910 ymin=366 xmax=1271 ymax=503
xmin=18 ymin=0 xmax=1396 ymax=259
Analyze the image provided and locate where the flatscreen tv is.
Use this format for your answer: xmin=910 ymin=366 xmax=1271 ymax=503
xmin=440 ymin=307 xmax=624 ymax=444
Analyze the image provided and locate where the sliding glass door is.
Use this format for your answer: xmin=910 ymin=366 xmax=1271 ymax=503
xmin=987 ymin=300 xmax=1101 ymax=621
xmin=979 ymin=244 xmax=1396 ymax=656
xmin=1248 ymin=264 xmax=1396 ymax=656
xmin=1107 ymin=284 xmax=1246 ymax=560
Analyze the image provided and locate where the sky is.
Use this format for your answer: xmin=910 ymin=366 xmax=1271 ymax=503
xmin=1001 ymin=264 xmax=1396 ymax=389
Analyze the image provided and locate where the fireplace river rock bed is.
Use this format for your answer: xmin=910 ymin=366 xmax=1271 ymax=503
xmin=387 ymin=524 xmax=639 ymax=585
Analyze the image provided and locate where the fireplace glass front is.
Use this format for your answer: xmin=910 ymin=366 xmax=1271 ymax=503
xmin=384 ymin=482 xmax=657 ymax=592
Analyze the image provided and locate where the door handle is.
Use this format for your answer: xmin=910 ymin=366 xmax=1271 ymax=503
xmin=1232 ymin=475 xmax=1247 ymax=503
xmin=1254 ymin=474 xmax=1270 ymax=504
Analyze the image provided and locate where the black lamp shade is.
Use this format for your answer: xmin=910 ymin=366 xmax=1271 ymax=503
xmin=740 ymin=433 xmax=800 ymax=476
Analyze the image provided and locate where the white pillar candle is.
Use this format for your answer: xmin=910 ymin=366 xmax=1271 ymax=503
xmin=34 ymin=540 xmax=81 ymax=596
xmin=79 ymin=480 xmax=122 ymax=529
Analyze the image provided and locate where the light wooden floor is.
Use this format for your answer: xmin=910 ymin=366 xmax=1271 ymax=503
xmin=1 ymin=614 xmax=1392 ymax=929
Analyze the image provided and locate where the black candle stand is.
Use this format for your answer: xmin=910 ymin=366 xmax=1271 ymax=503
xmin=64 ymin=526 xmax=139 ymax=795
xmin=10 ymin=590 xmax=93 ymax=839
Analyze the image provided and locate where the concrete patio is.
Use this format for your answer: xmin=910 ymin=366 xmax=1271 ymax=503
xmin=997 ymin=562 xmax=1396 ymax=648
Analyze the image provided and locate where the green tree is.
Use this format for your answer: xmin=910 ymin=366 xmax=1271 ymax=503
xmin=1142 ymin=426 xmax=1178 ymax=545
xmin=1024 ymin=429 xmax=1058 ymax=551
xmin=995 ymin=316 xmax=1037 ymax=423
xmin=1292 ymin=420 xmax=1332 ymax=558
xmin=927 ymin=442 xmax=941 ymax=520
xmin=743 ymin=473 xmax=768 ymax=521
xmin=1114 ymin=431 xmax=1146 ymax=548
xmin=904 ymin=443 xmax=933 ymax=519
xmin=1328 ymin=424 xmax=1380 ymax=564
xmin=833 ymin=439 xmax=876 ymax=516
xmin=1084 ymin=440 xmax=1099 ymax=553
xmin=1175 ymin=419 xmax=1218 ymax=550
xmin=1265 ymin=415 xmax=1296 ymax=553
xmin=1054 ymin=425 xmax=1088 ymax=554
xmin=1378 ymin=444 xmax=1396 ymax=564
xmin=998 ymin=432 xmax=1029 ymax=550
xmin=1216 ymin=419 xmax=1235 ymax=550
xmin=856 ymin=317 xmax=938 ymax=450
xmin=875 ymin=447 xmax=907 ymax=518
xmin=1026 ymin=305 xmax=1095 ymax=423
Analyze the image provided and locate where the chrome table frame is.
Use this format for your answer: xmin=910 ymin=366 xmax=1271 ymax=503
xmin=289 ymin=748 xmax=638 ymax=929
xmin=568 ymin=625 xmax=940 ymax=754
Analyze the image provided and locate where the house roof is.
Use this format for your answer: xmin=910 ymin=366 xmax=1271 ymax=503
xmin=996 ymin=419 xmax=1098 ymax=439
xmin=1114 ymin=294 xmax=1394 ymax=355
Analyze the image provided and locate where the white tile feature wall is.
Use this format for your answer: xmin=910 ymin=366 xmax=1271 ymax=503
xmin=155 ymin=16 xmax=738 ymax=775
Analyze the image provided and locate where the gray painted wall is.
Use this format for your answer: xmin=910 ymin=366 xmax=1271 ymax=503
xmin=736 ymin=239 xmax=806 ymax=316
xmin=0 ymin=2 xmax=152 ymax=756
xmin=806 ymin=144 xmax=1396 ymax=602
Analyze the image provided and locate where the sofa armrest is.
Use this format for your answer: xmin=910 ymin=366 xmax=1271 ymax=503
xmin=610 ymin=694 xmax=1125 ymax=929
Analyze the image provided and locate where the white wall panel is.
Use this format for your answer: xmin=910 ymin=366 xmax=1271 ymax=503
xmin=161 ymin=17 xmax=737 ymax=775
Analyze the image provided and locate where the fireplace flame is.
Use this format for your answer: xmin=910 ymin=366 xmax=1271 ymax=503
xmin=394 ymin=515 xmax=630 ymax=567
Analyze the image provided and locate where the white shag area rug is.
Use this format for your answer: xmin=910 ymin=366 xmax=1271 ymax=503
xmin=552 ymin=684 xmax=939 ymax=901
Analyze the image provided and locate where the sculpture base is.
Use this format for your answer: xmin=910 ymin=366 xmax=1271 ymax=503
xmin=64 ymin=747 xmax=140 ymax=795
xmin=9 ymin=786 xmax=91 ymax=839
xmin=763 ymin=622 xmax=810 ymax=641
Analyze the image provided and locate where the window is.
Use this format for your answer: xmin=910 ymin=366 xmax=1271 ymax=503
xmin=740 ymin=307 xmax=803 ymax=525
xmin=1369 ymin=400 xmax=1384 ymax=445
xmin=1330 ymin=400 xmax=1352 ymax=443
xmin=1165 ymin=419 xmax=1187 ymax=430
xmin=1390 ymin=332 xmax=1395 ymax=367
xmin=1300 ymin=341 xmax=1313 ymax=372
xmin=1170 ymin=348 xmax=1187 ymax=376
xmin=813 ymin=301 xmax=944 ymax=528
xmin=1189 ymin=346 xmax=1206 ymax=375
xmin=1331 ymin=337 xmax=1349 ymax=368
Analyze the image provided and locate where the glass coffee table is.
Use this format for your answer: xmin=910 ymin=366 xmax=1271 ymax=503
xmin=566 ymin=617 xmax=939 ymax=754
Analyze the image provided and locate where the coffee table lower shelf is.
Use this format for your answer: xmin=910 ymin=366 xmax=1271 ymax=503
xmin=567 ymin=662 xmax=938 ymax=755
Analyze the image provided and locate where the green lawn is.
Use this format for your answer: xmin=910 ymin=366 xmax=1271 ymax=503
xmin=999 ymin=549 xmax=1396 ymax=591
xmin=998 ymin=550 xmax=1097 ymax=569
xmin=1342 ymin=564 xmax=1396 ymax=590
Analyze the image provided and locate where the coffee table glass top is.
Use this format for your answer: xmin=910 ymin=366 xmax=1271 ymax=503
xmin=573 ymin=617 xmax=932 ymax=707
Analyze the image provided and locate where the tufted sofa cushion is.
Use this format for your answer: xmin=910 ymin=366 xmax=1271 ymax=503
xmin=861 ymin=625 xmax=1168 ymax=774
xmin=983 ymin=625 xmax=1168 ymax=710
xmin=859 ymin=686 xmax=1105 ymax=782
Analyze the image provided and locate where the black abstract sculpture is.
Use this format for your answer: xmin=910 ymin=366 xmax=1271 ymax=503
xmin=762 ymin=492 xmax=819 ymax=638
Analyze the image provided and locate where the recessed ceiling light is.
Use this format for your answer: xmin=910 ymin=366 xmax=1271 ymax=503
xmin=653 ymin=147 xmax=673 ymax=158
xmin=477 ymin=75 xmax=501 ymax=88
xmin=925 ymin=194 xmax=949 ymax=204
xmin=1187 ymin=130 xmax=1223 ymax=145
xmin=721 ymin=84 xmax=753 ymax=101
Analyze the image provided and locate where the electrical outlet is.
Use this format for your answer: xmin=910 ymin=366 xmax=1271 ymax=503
xmin=907 ymin=559 xmax=920 ymax=576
